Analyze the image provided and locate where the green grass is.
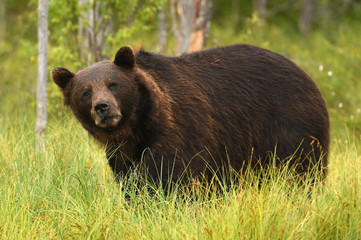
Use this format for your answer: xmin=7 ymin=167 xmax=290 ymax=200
xmin=0 ymin=113 xmax=360 ymax=239
xmin=1 ymin=21 xmax=361 ymax=239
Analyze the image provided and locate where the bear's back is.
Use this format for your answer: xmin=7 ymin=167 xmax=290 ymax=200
xmin=135 ymin=44 xmax=329 ymax=174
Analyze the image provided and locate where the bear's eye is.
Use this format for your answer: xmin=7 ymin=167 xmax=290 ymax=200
xmin=108 ymin=82 xmax=118 ymax=90
xmin=82 ymin=90 xmax=91 ymax=98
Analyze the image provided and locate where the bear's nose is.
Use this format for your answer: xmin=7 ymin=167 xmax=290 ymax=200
xmin=94 ymin=101 xmax=110 ymax=118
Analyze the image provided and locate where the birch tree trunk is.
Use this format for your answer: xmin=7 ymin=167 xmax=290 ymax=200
xmin=78 ymin=0 xmax=111 ymax=64
xmin=35 ymin=0 xmax=49 ymax=150
xmin=158 ymin=6 xmax=167 ymax=53
xmin=189 ymin=0 xmax=214 ymax=53
xmin=78 ymin=0 xmax=92 ymax=64
xmin=171 ymin=0 xmax=214 ymax=54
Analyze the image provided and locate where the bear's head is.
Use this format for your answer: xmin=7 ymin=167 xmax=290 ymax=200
xmin=51 ymin=46 xmax=139 ymax=136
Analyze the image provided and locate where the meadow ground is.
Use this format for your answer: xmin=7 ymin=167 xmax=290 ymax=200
xmin=0 ymin=112 xmax=360 ymax=239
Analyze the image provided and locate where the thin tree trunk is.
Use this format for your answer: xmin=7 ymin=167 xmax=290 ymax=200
xmin=35 ymin=0 xmax=49 ymax=150
xmin=299 ymin=0 xmax=315 ymax=34
xmin=78 ymin=0 xmax=93 ymax=65
xmin=78 ymin=0 xmax=110 ymax=64
xmin=189 ymin=0 xmax=214 ymax=53
xmin=170 ymin=0 xmax=214 ymax=54
xmin=171 ymin=0 xmax=195 ymax=54
xmin=158 ymin=6 xmax=167 ymax=53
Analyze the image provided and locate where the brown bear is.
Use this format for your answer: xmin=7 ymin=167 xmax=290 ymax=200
xmin=52 ymin=44 xmax=329 ymax=183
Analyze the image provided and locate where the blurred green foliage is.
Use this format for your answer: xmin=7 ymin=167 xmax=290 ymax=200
xmin=0 ymin=0 xmax=360 ymax=141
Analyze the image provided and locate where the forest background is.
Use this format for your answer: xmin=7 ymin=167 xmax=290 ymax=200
xmin=1 ymin=0 xmax=361 ymax=138
xmin=0 ymin=0 xmax=361 ymax=239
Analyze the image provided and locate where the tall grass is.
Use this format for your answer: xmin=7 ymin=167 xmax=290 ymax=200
xmin=0 ymin=112 xmax=360 ymax=239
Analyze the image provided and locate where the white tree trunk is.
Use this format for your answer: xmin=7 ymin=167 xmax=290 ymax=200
xmin=158 ymin=6 xmax=167 ymax=53
xmin=189 ymin=0 xmax=214 ymax=53
xmin=35 ymin=0 xmax=49 ymax=150
xmin=171 ymin=0 xmax=214 ymax=54
xmin=78 ymin=0 xmax=111 ymax=64
xmin=171 ymin=0 xmax=194 ymax=54
xmin=78 ymin=0 xmax=93 ymax=64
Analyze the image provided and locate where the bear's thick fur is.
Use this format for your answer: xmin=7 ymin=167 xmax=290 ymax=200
xmin=52 ymin=44 xmax=329 ymax=182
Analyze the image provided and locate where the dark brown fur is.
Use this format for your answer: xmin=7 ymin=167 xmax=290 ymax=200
xmin=52 ymin=44 xmax=330 ymax=183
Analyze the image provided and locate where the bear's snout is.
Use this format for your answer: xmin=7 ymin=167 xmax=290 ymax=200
xmin=94 ymin=101 xmax=110 ymax=118
xmin=91 ymin=99 xmax=122 ymax=129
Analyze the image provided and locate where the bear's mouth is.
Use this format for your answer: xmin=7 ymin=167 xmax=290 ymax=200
xmin=95 ymin=114 xmax=122 ymax=129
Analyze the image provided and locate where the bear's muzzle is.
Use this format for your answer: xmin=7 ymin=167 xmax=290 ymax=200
xmin=92 ymin=100 xmax=122 ymax=129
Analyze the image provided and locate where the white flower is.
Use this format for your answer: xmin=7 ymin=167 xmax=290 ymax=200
xmin=350 ymin=115 xmax=354 ymax=120
xmin=338 ymin=103 xmax=343 ymax=108
xmin=319 ymin=65 xmax=324 ymax=71
xmin=328 ymin=71 xmax=333 ymax=76
xmin=357 ymin=108 xmax=361 ymax=114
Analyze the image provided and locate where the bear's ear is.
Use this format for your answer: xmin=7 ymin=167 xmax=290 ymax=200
xmin=114 ymin=46 xmax=135 ymax=68
xmin=51 ymin=67 xmax=74 ymax=90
